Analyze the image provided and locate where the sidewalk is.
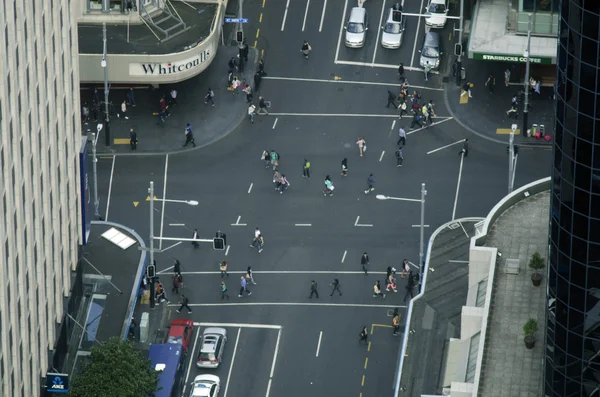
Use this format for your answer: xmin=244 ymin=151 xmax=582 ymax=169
xmin=83 ymin=46 xmax=257 ymax=155
xmin=444 ymin=58 xmax=554 ymax=146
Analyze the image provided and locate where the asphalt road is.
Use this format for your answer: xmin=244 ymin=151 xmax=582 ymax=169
xmin=90 ymin=0 xmax=553 ymax=395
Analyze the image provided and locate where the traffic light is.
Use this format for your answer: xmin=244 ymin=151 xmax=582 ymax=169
xmin=454 ymin=43 xmax=462 ymax=57
xmin=236 ymin=31 xmax=243 ymax=44
xmin=514 ymin=145 xmax=519 ymax=155
xmin=213 ymin=238 xmax=225 ymax=250
xmin=146 ymin=263 xmax=156 ymax=278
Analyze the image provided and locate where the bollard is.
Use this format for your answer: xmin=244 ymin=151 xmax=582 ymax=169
xmin=140 ymin=312 xmax=150 ymax=343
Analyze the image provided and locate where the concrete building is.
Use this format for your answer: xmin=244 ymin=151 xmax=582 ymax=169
xmin=0 ymin=0 xmax=83 ymax=396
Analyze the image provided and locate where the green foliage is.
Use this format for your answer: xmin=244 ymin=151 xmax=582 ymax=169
xmin=69 ymin=337 xmax=159 ymax=397
xmin=523 ymin=318 xmax=538 ymax=337
xmin=529 ymin=252 xmax=545 ymax=273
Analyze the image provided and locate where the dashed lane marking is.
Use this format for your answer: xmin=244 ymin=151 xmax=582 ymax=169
xmin=341 ymin=250 xmax=347 ymax=263
xmin=248 ymin=183 xmax=254 ymax=194
xmin=193 ymin=322 xmax=282 ymax=329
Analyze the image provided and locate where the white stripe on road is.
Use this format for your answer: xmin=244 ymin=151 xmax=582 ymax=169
xmin=406 ymin=117 xmax=454 ymax=135
xmin=281 ymin=0 xmax=291 ymax=31
xmin=410 ymin=0 xmax=426 ymax=67
xmin=182 ymin=302 xmax=407 ymax=308
xmin=334 ymin=0 xmax=348 ymax=64
xmin=161 ymin=242 xmax=182 ymax=252
xmin=426 ymin=139 xmax=466 ymax=155
xmin=223 ymin=328 xmax=241 ymax=397
xmin=355 ymin=216 xmax=373 ymax=227
xmin=262 ymin=75 xmax=444 ymax=91
xmin=319 ymin=0 xmax=327 ymax=32
xmin=225 ymin=245 xmax=230 ymax=256
xmin=104 ymin=155 xmax=116 ymax=221
xmin=372 ymin=0 xmax=387 ymax=64
xmin=266 ymin=380 xmax=272 ymax=397
xmin=248 ymin=183 xmax=253 ymax=194
xmin=182 ymin=324 xmax=203 ymax=396
xmin=302 ymin=0 xmax=310 ymax=31
xmin=341 ymin=250 xmax=347 ymax=263
xmin=452 ymin=151 xmax=465 ymax=221
xmin=335 ymin=60 xmax=438 ymax=75
xmin=193 ymin=322 xmax=282 ymax=329
xmin=272 ymin=118 xmax=278 ymax=129
xmin=178 ymin=270 xmax=389 ymax=275
xmin=270 ymin=329 xmax=282 ymax=378
xmin=157 ymin=265 xmax=175 ymax=275
xmin=411 ymin=225 xmax=430 ymax=227
xmin=295 ymin=224 xmax=312 ymax=226
xmin=379 ymin=151 xmax=385 ymax=162
xmin=316 ymin=331 xmax=323 ymax=357
xmin=169 ymin=223 xmax=185 ymax=226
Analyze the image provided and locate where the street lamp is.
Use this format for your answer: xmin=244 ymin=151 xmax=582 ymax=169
xmin=102 ymin=23 xmax=110 ymax=146
xmin=91 ymin=123 xmax=103 ymax=220
xmin=375 ymin=182 xmax=427 ymax=276
xmin=522 ymin=14 xmax=532 ymax=137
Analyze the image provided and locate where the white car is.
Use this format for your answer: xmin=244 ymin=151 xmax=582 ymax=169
xmin=424 ymin=0 xmax=449 ymax=28
xmin=189 ymin=374 xmax=220 ymax=397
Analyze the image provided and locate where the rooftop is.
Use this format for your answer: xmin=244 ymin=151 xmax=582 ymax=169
xmin=78 ymin=2 xmax=217 ymax=55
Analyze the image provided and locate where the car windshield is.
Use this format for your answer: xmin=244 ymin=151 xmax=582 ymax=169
xmin=423 ymin=45 xmax=439 ymax=58
xmin=199 ymin=352 xmax=216 ymax=361
xmin=347 ymin=23 xmax=365 ymax=33
xmin=166 ymin=336 xmax=182 ymax=344
xmin=428 ymin=3 xmax=446 ymax=13
xmin=384 ymin=22 xmax=401 ymax=34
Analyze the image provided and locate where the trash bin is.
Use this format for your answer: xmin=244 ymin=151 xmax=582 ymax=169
xmin=460 ymin=67 xmax=466 ymax=81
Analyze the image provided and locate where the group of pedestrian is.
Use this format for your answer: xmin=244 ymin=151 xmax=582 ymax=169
xmin=217 ymin=262 xmax=257 ymax=299
xmin=248 ymin=95 xmax=269 ymax=123
xmin=262 ymin=149 xmax=291 ymax=194
xmin=156 ymin=89 xmax=178 ymax=127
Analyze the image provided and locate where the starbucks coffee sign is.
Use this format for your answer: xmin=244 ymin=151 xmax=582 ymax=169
xmin=472 ymin=52 xmax=554 ymax=65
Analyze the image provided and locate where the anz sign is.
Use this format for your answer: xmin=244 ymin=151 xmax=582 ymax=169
xmin=46 ymin=373 xmax=69 ymax=394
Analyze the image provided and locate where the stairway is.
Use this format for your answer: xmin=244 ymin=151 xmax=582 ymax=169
xmin=140 ymin=0 xmax=191 ymax=43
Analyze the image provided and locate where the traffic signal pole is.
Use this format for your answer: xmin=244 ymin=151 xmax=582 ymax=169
xmin=149 ymin=181 xmax=156 ymax=308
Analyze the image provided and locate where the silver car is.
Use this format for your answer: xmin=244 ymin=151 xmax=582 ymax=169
xmin=196 ymin=327 xmax=227 ymax=369
xmin=345 ymin=7 xmax=368 ymax=48
xmin=381 ymin=8 xmax=405 ymax=49
xmin=419 ymin=32 xmax=442 ymax=70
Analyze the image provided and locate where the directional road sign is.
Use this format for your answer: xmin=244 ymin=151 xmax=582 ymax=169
xmin=224 ymin=18 xmax=249 ymax=23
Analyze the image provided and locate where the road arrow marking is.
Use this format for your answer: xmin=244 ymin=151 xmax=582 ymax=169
xmin=145 ymin=196 xmax=158 ymax=201
xmin=133 ymin=202 xmax=139 ymax=207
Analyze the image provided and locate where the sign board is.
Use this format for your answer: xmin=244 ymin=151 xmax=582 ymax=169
xmin=79 ymin=140 xmax=91 ymax=245
xmin=471 ymin=52 xmax=554 ymax=65
xmin=130 ymin=48 xmax=213 ymax=77
xmin=224 ymin=18 xmax=249 ymax=23
xmin=46 ymin=373 xmax=69 ymax=394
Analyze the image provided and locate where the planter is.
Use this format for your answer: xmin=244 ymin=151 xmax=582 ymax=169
xmin=524 ymin=335 xmax=535 ymax=349
xmin=531 ymin=273 xmax=542 ymax=287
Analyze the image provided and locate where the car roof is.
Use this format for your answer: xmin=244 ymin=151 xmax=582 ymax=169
xmin=349 ymin=7 xmax=366 ymax=22
xmin=424 ymin=32 xmax=440 ymax=46
xmin=202 ymin=327 xmax=226 ymax=336
xmin=200 ymin=334 xmax=223 ymax=352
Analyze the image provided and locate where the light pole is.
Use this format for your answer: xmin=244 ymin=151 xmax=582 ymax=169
xmin=455 ymin=0 xmax=465 ymax=86
xmin=522 ymin=14 xmax=532 ymax=137
xmin=376 ymin=183 xmax=427 ymax=275
xmin=91 ymin=123 xmax=103 ymax=220
xmin=508 ymin=124 xmax=517 ymax=194
xmin=102 ymin=23 xmax=111 ymax=147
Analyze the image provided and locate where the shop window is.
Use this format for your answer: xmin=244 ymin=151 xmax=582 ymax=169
xmin=521 ymin=0 xmax=558 ymax=13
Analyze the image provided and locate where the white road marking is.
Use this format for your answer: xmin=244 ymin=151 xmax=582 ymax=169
xmin=334 ymin=60 xmax=436 ymax=74
xmin=319 ymin=0 xmax=327 ymax=32
xmin=159 ymin=154 xmax=169 ymax=250
xmin=262 ymin=76 xmax=444 ymax=91
xmin=248 ymin=183 xmax=253 ymax=194
xmin=316 ymin=331 xmax=323 ymax=357
xmin=231 ymin=215 xmax=248 ymax=226
xmin=225 ymin=245 xmax=230 ymax=256
xmin=354 ymin=216 xmax=360 ymax=226
xmin=157 ymin=265 xmax=175 ymax=275
xmin=448 ymin=260 xmax=469 ymax=263
xmin=372 ymin=0 xmax=387 ymax=64
xmin=302 ymin=0 xmax=310 ymax=31
xmin=407 ymin=261 xmax=420 ymax=270
xmin=169 ymin=223 xmax=185 ymax=226
xmin=410 ymin=0 xmax=426 ymax=67
xmin=355 ymin=216 xmax=373 ymax=227
xmin=272 ymin=118 xmax=278 ymax=129
xmin=270 ymin=329 xmax=282 ymax=378
xmin=161 ymin=242 xmax=182 ymax=252
xmin=281 ymin=0 xmax=291 ymax=31
xmin=295 ymin=223 xmax=312 ymax=226
xmin=184 ymin=302 xmax=406 ymax=308
xmin=452 ymin=151 xmax=465 ymax=221
xmin=178 ymin=270 xmax=389 ymax=275
xmin=379 ymin=151 xmax=385 ymax=162
xmin=104 ymin=155 xmax=116 ymax=221
xmin=223 ymin=328 xmax=241 ymax=397
xmin=334 ymin=0 xmax=348 ymax=64
xmin=389 ymin=120 xmax=396 ymax=138
xmin=426 ymin=139 xmax=466 ymax=155
xmin=411 ymin=224 xmax=430 ymax=227
xmin=182 ymin=324 xmax=202 ymax=396
xmin=407 ymin=117 xmax=454 ymax=135
xmin=341 ymin=250 xmax=347 ymax=263
xmin=266 ymin=379 xmax=272 ymax=397
xmin=193 ymin=322 xmax=282 ymax=329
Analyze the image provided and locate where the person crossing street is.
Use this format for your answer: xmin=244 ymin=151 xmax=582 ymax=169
xmin=239 ymin=276 xmax=252 ymax=297
xmin=220 ymin=281 xmax=230 ymax=300
xmin=309 ymin=280 xmax=319 ymax=299
xmin=302 ymin=159 xmax=311 ymax=178
xmin=365 ymin=174 xmax=376 ymax=194
xmin=330 ymin=278 xmax=342 ymax=296
xmin=361 ymin=252 xmax=370 ymax=275
xmin=176 ymin=294 xmax=192 ymax=314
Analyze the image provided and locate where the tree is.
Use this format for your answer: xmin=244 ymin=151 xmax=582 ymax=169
xmin=69 ymin=337 xmax=159 ymax=397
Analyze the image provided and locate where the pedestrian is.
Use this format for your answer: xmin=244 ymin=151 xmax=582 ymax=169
xmin=241 ymin=39 xmax=249 ymax=62
xmin=373 ymin=280 xmax=386 ymax=299
xmin=258 ymin=59 xmax=266 ymax=76
xmin=129 ymin=128 xmax=137 ymax=151
xmin=534 ymin=80 xmax=541 ymax=95
xmin=262 ymin=149 xmax=271 ymax=168
xmin=323 ymin=175 xmax=334 ymax=196
xmin=239 ymin=276 xmax=252 ymax=297
xmin=330 ymin=278 xmax=342 ymax=296
xmin=82 ymin=102 xmax=90 ymax=124
xmin=129 ymin=317 xmax=137 ymax=338
xmin=386 ymin=90 xmax=398 ymax=109
xmin=174 ymin=259 xmax=181 ymax=275
xmin=399 ymin=100 xmax=408 ymax=117
xmin=424 ymin=61 xmax=432 ymax=81
xmin=361 ymin=252 xmax=370 ymax=275
xmin=204 ymin=88 xmax=215 ymax=106
xmin=392 ymin=311 xmax=400 ymax=336
xmin=279 ymin=174 xmax=290 ymax=194
xmin=156 ymin=109 xmax=167 ymax=127
xmin=246 ymin=266 xmax=257 ymax=285
xmin=248 ymin=103 xmax=256 ymax=123
xmin=386 ymin=273 xmax=398 ymax=292
xmin=183 ymin=124 xmax=196 ymax=147
xmin=397 ymin=127 xmax=406 ymax=146
xmin=302 ymin=159 xmax=311 ymax=178
xmin=191 ymin=228 xmax=199 ymax=248
xmin=119 ymin=100 xmax=129 ymax=120
xmin=485 ymin=74 xmax=495 ymax=94
xmin=341 ymin=158 xmax=348 ymax=176
xmin=172 ymin=272 xmax=183 ymax=294
xmin=269 ymin=149 xmax=279 ymax=171
xmin=156 ymin=281 xmax=169 ymax=303
xmin=506 ymin=102 xmax=518 ymax=118
xmin=459 ymin=139 xmax=469 ymax=157
xmin=127 ymin=88 xmax=136 ymax=107
xmin=301 ymin=40 xmax=312 ymax=59
xmin=243 ymin=83 xmax=253 ymax=103
xmin=256 ymin=234 xmax=265 ymax=253
xmin=365 ymin=173 xmax=376 ymax=194
xmin=398 ymin=63 xmax=405 ymax=81
xmin=409 ymin=112 xmax=422 ymax=129
xmin=504 ymin=69 xmax=511 ymax=87
xmin=395 ymin=148 xmax=403 ymax=167
xmin=231 ymin=77 xmax=241 ymax=95
xmin=221 ymin=281 xmax=230 ymax=300
xmin=403 ymin=283 xmax=415 ymax=302
xmin=359 ymin=326 xmax=368 ymax=344
xmin=401 ymin=258 xmax=409 ymax=278
xmin=176 ymin=294 xmax=192 ymax=314
xmin=250 ymin=227 xmax=261 ymax=248
xmin=254 ymin=72 xmax=263 ymax=92
xmin=461 ymin=81 xmax=473 ymax=98
xmin=309 ymin=280 xmax=319 ymax=299
xmin=237 ymin=53 xmax=245 ymax=73
xmin=257 ymin=96 xmax=269 ymax=115
xmin=228 ymin=56 xmax=237 ymax=71
xmin=356 ymin=137 xmax=366 ymax=157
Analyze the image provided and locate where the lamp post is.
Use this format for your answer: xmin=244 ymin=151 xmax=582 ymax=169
xmin=91 ymin=124 xmax=103 ymax=220
xmin=102 ymin=23 xmax=111 ymax=147
xmin=455 ymin=0 xmax=465 ymax=86
xmin=376 ymin=183 xmax=427 ymax=275
xmin=522 ymin=14 xmax=532 ymax=137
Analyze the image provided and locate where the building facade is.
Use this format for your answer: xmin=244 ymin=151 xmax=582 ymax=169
xmin=0 ymin=0 xmax=82 ymax=396
xmin=546 ymin=1 xmax=600 ymax=396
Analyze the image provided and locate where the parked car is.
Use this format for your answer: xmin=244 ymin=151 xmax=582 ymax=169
xmin=381 ymin=8 xmax=406 ymax=49
xmin=165 ymin=318 xmax=194 ymax=353
xmin=345 ymin=7 xmax=368 ymax=48
xmin=189 ymin=374 xmax=220 ymax=397
xmin=419 ymin=32 xmax=442 ymax=70
xmin=196 ymin=327 xmax=227 ymax=369
xmin=424 ymin=0 xmax=449 ymax=28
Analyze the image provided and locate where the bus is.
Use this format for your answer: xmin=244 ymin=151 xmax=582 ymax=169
xmin=148 ymin=343 xmax=184 ymax=397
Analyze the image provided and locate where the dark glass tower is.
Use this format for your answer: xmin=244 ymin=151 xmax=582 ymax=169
xmin=546 ymin=1 xmax=600 ymax=396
